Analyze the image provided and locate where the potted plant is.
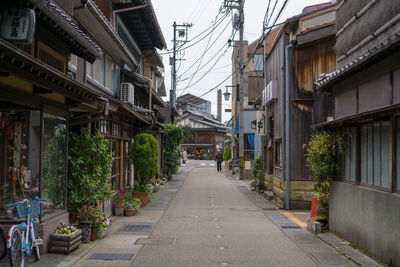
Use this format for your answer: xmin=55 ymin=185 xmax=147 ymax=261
xmin=124 ymin=194 xmax=141 ymax=216
xmin=129 ymin=133 xmax=159 ymax=207
xmin=89 ymin=207 xmax=105 ymax=241
xmin=50 ymin=224 xmax=82 ymax=254
xmin=115 ymin=192 xmax=125 ymax=208
xmin=130 ymin=181 xmax=152 ymax=207
xmin=96 ymin=217 xmax=111 ymax=239
xmin=161 ymin=124 xmax=183 ymax=179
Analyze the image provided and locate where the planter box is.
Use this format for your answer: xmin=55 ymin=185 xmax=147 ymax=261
xmin=50 ymin=229 xmax=82 ymax=254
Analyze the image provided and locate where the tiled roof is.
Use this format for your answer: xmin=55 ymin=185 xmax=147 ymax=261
xmin=315 ymin=30 xmax=400 ymax=91
xmin=31 ymin=0 xmax=102 ymax=59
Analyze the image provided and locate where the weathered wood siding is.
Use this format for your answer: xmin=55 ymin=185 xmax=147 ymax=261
xmin=294 ymin=38 xmax=336 ymax=124
xmin=264 ymin=33 xmax=288 ymax=179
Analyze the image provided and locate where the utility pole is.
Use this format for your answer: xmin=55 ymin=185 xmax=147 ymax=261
xmin=170 ymin=22 xmax=177 ymax=124
xmin=224 ymin=0 xmax=244 ymax=179
xmin=238 ymin=0 xmax=244 ymax=180
xmin=170 ymin=22 xmax=192 ymax=124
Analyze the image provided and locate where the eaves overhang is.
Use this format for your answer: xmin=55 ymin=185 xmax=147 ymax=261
xmin=0 ymin=38 xmax=99 ymax=103
xmin=73 ymin=0 xmax=138 ymax=67
xmin=112 ymin=1 xmax=166 ymax=50
xmin=27 ymin=0 xmax=102 ymax=63
xmin=315 ymin=31 xmax=400 ymax=92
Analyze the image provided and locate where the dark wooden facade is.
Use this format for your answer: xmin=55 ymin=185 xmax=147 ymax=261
xmin=315 ymin=1 xmax=400 ymax=264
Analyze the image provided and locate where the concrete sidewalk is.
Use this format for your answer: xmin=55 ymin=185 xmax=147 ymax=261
xmin=225 ymin=169 xmax=382 ymax=267
xmin=0 ymin=163 xmax=194 ymax=267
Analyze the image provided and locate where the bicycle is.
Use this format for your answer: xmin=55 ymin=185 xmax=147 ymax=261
xmin=0 ymin=223 xmax=6 ymax=260
xmin=6 ymin=197 xmax=46 ymax=267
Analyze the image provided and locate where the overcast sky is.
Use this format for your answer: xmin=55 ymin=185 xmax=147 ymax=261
xmin=152 ymin=0 xmax=329 ymax=122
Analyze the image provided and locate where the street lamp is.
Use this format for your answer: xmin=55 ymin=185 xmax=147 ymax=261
xmin=224 ymin=85 xmax=235 ymax=101
xmin=223 ymin=87 xmax=231 ymax=101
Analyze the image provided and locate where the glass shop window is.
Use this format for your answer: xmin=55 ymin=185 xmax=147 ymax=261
xmin=0 ymin=110 xmax=41 ymax=219
xmin=41 ymin=114 xmax=67 ymax=217
xmin=341 ymin=128 xmax=357 ymax=182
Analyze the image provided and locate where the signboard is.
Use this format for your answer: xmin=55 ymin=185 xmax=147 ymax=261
xmin=0 ymin=9 xmax=36 ymax=44
xmin=262 ymin=80 xmax=278 ymax=106
xmin=256 ymin=111 xmax=266 ymax=136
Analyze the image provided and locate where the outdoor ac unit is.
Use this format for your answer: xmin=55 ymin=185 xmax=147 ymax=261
xmin=120 ymin=82 xmax=134 ymax=105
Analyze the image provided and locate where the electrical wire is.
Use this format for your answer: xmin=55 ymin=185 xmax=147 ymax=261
xmin=158 ymin=7 xmax=229 ymax=56
xmin=199 ymin=71 xmax=236 ymax=98
xmin=178 ymin=17 xmax=232 ymax=82
xmin=198 ymin=0 xmax=289 ymax=99
xmin=180 ymin=28 xmax=237 ymax=91
xmin=178 ymin=20 xmax=233 ymax=97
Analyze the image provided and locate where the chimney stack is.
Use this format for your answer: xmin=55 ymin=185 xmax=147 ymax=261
xmin=217 ymin=89 xmax=222 ymax=122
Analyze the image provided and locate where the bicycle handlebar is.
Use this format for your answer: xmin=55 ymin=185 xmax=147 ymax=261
xmin=5 ymin=197 xmax=47 ymax=209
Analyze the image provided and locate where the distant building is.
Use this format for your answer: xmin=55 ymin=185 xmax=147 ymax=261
xmin=175 ymin=94 xmax=226 ymax=160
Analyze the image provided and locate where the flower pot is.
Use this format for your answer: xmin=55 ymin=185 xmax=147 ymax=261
xmin=124 ymin=208 xmax=137 ymax=216
xmin=90 ymin=227 xmax=97 ymax=241
xmin=116 ymin=200 xmax=125 ymax=208
xmin=132 ymin=191 xmax=149 ymax=207
xmin=78 ymin=222 xmax=91 ymax=244
xmin=96 ymin=228 xmax=107 ymax=239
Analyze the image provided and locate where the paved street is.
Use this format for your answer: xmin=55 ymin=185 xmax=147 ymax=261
xmin=131 ymin=161 xmax=354 ymax=267
xmin=0 ymin=161 xmax=379 ymax=267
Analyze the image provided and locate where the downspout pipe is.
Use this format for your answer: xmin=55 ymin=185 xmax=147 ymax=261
xmin=285 ymin=43 xmax=293 ymax=210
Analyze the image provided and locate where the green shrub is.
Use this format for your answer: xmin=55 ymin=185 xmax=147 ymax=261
xmin=251 ymin=154 xmax=264 ymax=190
xmin=304 ymin=130 xmax=345 ymax=221
xmin=130 ymin=133 xmax=159 ymax=184
xmin=162 ymin=124 xmax=183 ymax=178
xmin=68 ymin=129 xmax=114 ymax=218
xmin=223 ymin=145 xmax=231 ymax=161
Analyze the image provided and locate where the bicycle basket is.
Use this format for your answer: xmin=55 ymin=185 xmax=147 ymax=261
xmin=31 ymin=201 xmax=41 ymax=217
xmin=15 ymin=203 xmax=27 ymax=218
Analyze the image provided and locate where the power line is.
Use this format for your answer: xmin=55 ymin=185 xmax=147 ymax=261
xmin=178 ymin=17 xmax=233 ymax=84
xmin=180 ymin=28 xmax=237 ymax=91
xmin=199 ymin=71 xmax=236 ymax=98
xmin=158 ymin=8 xmax=229 ymax=56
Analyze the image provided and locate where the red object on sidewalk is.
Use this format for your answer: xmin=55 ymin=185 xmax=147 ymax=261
xmin=309 ymin=197 xmax=318 ymax=221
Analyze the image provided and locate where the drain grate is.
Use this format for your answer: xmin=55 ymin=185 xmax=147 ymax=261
xmin=280 ymin=225 xmax=302 ymax=229
xmin=269 ymin=215 xmax=288 ymax=220
xmin=88 ymin=253 xmax=133 ymax=260
xmin=135 ymin=238 xmax=176 ymax=245
xmin=119 ymin=224 xmax=154 ymax=232
xmin=261 ymin=207 xmax=277 ymax=211
xmin=163 ymin=188 xmax=178 ymax=192
xmin=140 ymin=207 xmax=165 ymax=210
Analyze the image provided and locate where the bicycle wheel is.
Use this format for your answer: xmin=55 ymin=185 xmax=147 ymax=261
xmin=8 ymin=227 xmax=24 ymax=267
xmin=0 ymin=225 xmax=6 ymax=259
xmin=29 ymin=225 xmax=40 ymax=261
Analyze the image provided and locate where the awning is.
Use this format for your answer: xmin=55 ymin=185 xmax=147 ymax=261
xmin=247 ymin=133 xmax=255 ymax=154
xmin=234 ymin=115 xmax=239 ymax=135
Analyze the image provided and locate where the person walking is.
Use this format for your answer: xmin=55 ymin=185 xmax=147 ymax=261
xmin=215 ymin=149 xmax=223 ymax=172
xmin=182 ymin=149 xmax=187 ymax=164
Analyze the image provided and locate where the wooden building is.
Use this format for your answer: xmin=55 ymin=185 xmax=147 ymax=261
xmin=176 ymin=94 xmax=226 ymax=160
xmin=257 ymin=3 xmax=337 ymax=209
xmin=0 ymin=0 xmax=166 ymax=252
xmin=315 ymin=0 xmax=400 ymax=264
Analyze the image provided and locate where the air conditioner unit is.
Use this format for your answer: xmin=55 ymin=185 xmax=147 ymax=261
xmin=120 ymin=82 xmax=134 ymax=106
